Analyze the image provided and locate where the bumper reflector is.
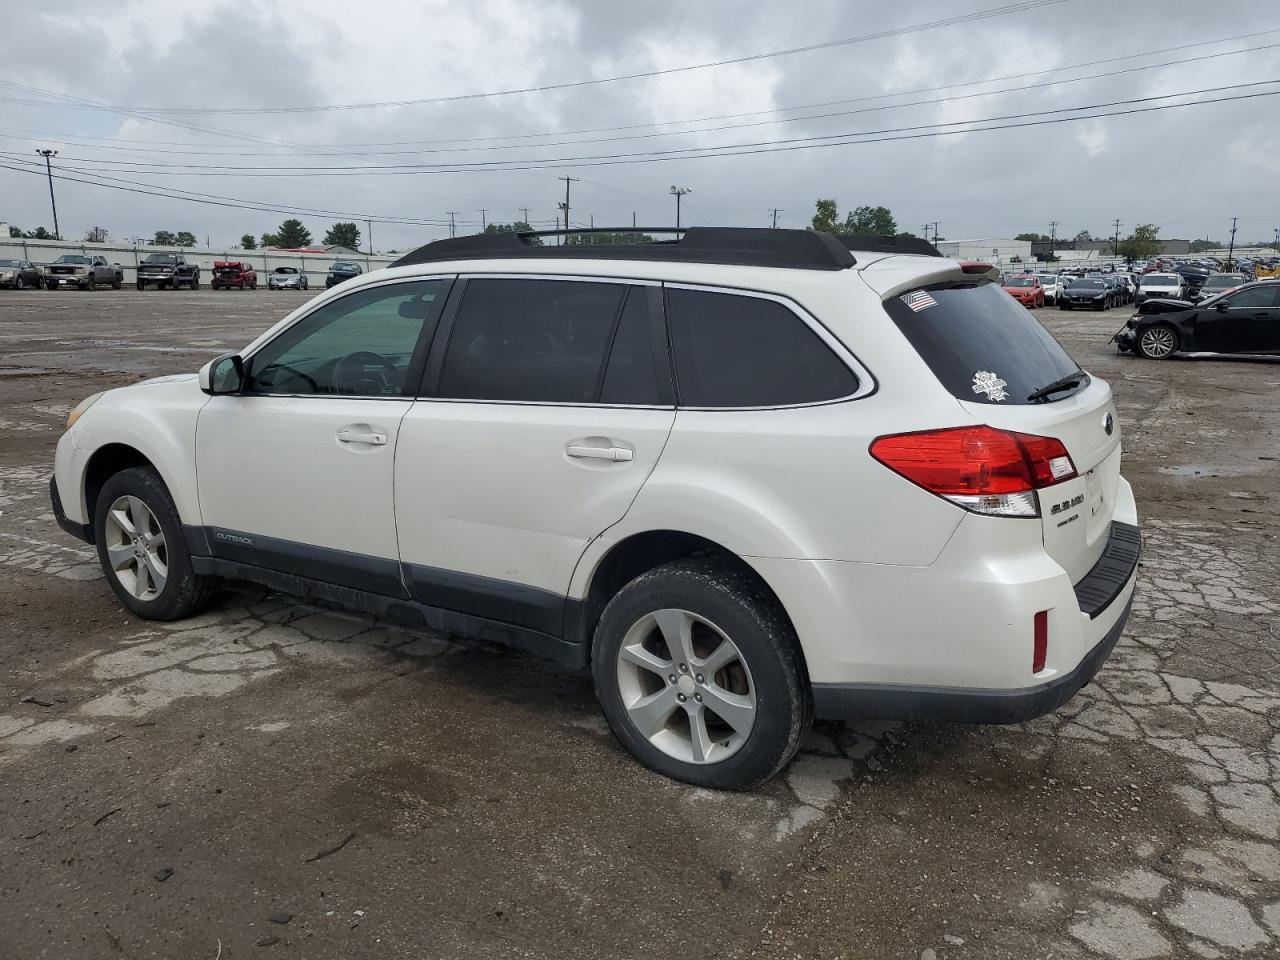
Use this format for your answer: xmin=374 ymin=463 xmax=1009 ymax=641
xmin=1033 ymin=610 xmax=1049 ymax=673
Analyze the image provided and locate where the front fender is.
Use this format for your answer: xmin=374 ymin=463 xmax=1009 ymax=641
xmin=68 ymin=377 xmax=207 ymax=525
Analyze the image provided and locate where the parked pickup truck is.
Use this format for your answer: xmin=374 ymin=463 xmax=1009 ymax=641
xmin=136 ymin=253 xmax=200 ymax=290
xmin=46 ymin=255 xmax=124 ymax=290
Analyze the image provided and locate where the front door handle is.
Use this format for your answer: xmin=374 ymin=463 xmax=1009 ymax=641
xmin=566 ymin=443 xmax=634 ymax=462
xmin=337 ymin=429 xmax=387 ymax=446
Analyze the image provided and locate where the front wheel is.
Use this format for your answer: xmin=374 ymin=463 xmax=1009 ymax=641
xmin=136 ymin=281 xmax=145 ymax=291
xmin=111 ymin=277 xmax=122 ymax=289
xmin=592 ymin=558 xmax=810 ymax=790
xmin=189 ymin=276 xmax=200 ymax=290
xmin=1137 ymin=323 xmax=1178 ymax=360
xmin=93 ymin=467 xmax=216 ymax=620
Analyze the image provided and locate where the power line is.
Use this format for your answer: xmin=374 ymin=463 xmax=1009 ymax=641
xmin=34 ymin=1 xmax=1067 ymax=117
xmin=17 ymin=36 xmax=1280 ymax=167
xmin=16 ymin=80 xmax=1276 ymax=177
xmin=7 ymin=27 xmax=1278 ymax=162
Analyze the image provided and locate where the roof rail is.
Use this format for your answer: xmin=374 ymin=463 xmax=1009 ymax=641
xmin=837 ymin=234 xmax=943 ymax=257
xmin=389 ymin=227 xmax=857 ymax=271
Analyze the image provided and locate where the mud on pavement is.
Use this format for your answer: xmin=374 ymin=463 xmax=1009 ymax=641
xmin=1 ymin=290 xmax=1278 ymax=959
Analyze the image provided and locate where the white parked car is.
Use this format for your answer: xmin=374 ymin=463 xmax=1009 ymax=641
xmin=1135 ymin=272 xmax=1186 ymax=304
xmin=1036 ymin=273 xmax=1064 ymax=304
xmin=51 ymin=228 xmax=1140 ymax=789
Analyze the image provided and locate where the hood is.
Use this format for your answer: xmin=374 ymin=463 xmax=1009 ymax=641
xmin=136 ymin=373 xmax=199 ymax=386
xmin=1137 ymin=298 xmax=1193 ymax=315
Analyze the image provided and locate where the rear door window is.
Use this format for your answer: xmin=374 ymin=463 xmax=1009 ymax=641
xmin=437 ymin=278 xmax=626 ymax=403
xmin=883 ymin=281 xmax=1084 ymax=405
xmin=666 ymin=288 xmax=858 ymax=407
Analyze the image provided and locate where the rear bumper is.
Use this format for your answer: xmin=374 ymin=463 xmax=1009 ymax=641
xmin=750 ymin=478 xmax=1141 ymax=723
xmin=811 ymin=594 xmax=1132 ymax=723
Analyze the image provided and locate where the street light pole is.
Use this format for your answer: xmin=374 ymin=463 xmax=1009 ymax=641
xmin=670 ymin=185 xmax=691 ymax=229
xmin=1227 ymin=216 xmax=1238 ymax=268
xmin=36 ymin=148 xmax=60 ymax=240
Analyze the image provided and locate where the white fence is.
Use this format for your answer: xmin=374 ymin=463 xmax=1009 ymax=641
xmin=0 ymin=237 xmax=401 ymax=284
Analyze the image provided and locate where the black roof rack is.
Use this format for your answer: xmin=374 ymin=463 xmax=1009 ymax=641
xmin=837 ymin=234 xmax=943 ymax=257
xmin=390 ymin=227 xmax=858 ymax=271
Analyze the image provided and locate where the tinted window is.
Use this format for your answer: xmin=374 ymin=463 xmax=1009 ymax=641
xmin=883 ymin=282 xmax=1084 ymax=405
xmin=667 ymin=288 xmax=857 ymax=407
xmin=600 ymin=289 xmax=666 ymax=405
xmin=247 ymin=280 xmax=447 ymax=396
xmin=438 ymin=278 xmax=625 ymax=403
xmin=1224 ymin=286 xmax=1279 ymax=309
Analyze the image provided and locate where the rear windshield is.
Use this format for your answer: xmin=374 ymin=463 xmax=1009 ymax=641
xmin=1142 ymin=274 xmax=1178 ymax=284
xmin=883 ymin=281 xmax=1084 ymax=405
xmin=1004 ymin=277 xmax=1035 ymax=288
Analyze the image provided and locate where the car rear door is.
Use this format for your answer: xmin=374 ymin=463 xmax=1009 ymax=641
xmin=393 ymin=276 xmax=675 ymax=636
xmin=195 ymin=278 xmax=450 ymax=595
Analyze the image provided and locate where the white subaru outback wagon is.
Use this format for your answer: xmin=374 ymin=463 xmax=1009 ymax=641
xmin=52 ymin=228 xmax=1140 ymax=789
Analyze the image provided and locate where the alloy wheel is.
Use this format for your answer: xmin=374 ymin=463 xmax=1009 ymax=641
xmin=615 ymin=608 xmax=757 ymax=765
xmin=103 ymin=495 xmax=168 ymax=600
xmin=1140 ymin=326 xmax=1176 ymax=359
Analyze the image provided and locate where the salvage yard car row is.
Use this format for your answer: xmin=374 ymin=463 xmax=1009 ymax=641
xmin=0 ymin=255 xmax=362 ymax=291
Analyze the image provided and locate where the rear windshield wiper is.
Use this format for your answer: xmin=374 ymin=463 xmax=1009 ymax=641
xmin=1027 ymin=369 xmax=1086 ymax=403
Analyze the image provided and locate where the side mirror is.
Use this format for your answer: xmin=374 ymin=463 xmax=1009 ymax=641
xmin=199 ymin=353 xmax=244 ymax=395
xmin=1215 ymin=300 xmax=1230 ymax=312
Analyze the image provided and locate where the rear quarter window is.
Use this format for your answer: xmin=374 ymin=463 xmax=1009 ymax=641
xmin=883 ymin=281 xmax=1084 ymax=405
xmin=666 ymin=288 xmax=858 ymax=407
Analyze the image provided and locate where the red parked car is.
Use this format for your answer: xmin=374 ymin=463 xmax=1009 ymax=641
xmin=211 ymin=260 xmax=258 ymax=290
xmin=1001 ymin=274 xmax=1045 ymax=308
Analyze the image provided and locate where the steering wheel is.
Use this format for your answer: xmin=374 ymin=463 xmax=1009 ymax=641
xmin=333 ymin=350 xmax=401 ymax=395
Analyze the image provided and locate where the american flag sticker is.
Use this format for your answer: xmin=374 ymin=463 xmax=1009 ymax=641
xmin=900 ymin=290 xmax=937 ymax=312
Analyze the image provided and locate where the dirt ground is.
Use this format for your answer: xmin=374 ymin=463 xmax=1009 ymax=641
xmin=1 ymin=288 xmax=1277 ymax=960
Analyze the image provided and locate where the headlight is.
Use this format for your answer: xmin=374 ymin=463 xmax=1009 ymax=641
xmin=66 ymin=392 xmax=105 ymax=430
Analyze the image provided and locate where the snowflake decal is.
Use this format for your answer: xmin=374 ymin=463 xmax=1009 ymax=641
xmin=971 ymin=370 xmax=1009 ymax=402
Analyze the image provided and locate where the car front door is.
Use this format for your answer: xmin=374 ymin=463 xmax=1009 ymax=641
xmin=394 ymin=276 xmax=675 ymax=638
xmin=1216 ymin=285 xmax=1280 ymax=352
xmin=195 ymin=277 xmax=451 ymax=595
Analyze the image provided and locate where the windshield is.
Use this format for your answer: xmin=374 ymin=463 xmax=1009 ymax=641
xmin=144 ymin=254 xmax=178 ymax=264
xmin=883 ymin=281 xmax=1083 ymax=405
xmin=274 ymin=267 xmax=299 ymax=274
xmin=0 ymin=259 xmax=20 ymax=267
xmin=1142 ymin=274 xmax=1178 ymax=285
xmin=1004 ymin=278 xmax=1035 ymax=288
xmin=1204 ymin=275 xmax=1245 ymax=288
xmin=1037 ymin=275 xmax=1056 ymax=284
xmin=333 ymin=262 xmax=359 ymax=271
xmin=1069 ymin=279 xmax=1105 ymax=290
xmin=55 ymin=255 xmax=91 ymax=265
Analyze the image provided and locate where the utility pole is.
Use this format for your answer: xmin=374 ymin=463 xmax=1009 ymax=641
xmin=559 ymin=176 xmax=578 ymax=244
xmin=36 ymin=148 xmax=60 ymax=240
xmin=446 ymin=211 xmax=456 ymax=239
xmin=557 ymin=203 xmax=568 ymax=244
xmin=1049 ymin=220 xmax=1058 ymax=248
xmin=519 ymin=207 xmax=530 ymax=226
xmin=670 ymin=185 xmax=692 ymax=229
xmin=478 ymin=208 xmax=488 ymax=232
xmin=1227 ymin=216 xmax=1238 ymax=268
xmin=921 ymin=224 xmax=930 ymax=242
xmin=632 ymin=211 xmax=637 ymax=229
xmin=770 ymin=208 xmax=783 ymax=229
xmin=1273 ymin=225 xmax=1278 ymax=254
xmin=366 ymin=219 xmax=373 ymax=255
xmin=1112 ymin=218 xmax=1122 ymax=258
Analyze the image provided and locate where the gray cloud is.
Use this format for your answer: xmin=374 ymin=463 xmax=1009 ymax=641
xmin=3 ymin=0 xmax=1278 ymax=250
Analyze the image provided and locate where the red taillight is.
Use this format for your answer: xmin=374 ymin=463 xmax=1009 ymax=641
xmin=1033 ymin=610 xmax=1048 ymax=673
xmin=869 ymin=426 xmax=1077 ymax=517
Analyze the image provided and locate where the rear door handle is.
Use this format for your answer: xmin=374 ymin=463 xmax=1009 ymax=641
xmin=566 ymin=444 xmax=634 ymax=462
xmin=337 ymin=430 xmax=387 ymax=446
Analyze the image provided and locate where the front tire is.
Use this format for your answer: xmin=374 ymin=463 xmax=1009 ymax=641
xmin=592 ymin=558 xmax=810 ymax=790
xmin=136 ymin=281 xmax=145 ymax=291
xmin=189 ymin=276 xmax=200 ymax=290
xmin=1137 ymin=323 xmax=1179 ymax=360
xmin=93 ymin=467 xmax=215 ymax=621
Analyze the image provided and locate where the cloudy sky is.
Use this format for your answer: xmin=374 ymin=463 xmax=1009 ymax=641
xmin=3 ymin=0 xmax=1279 ymax=251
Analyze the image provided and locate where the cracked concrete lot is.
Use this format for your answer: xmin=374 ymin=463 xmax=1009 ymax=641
xmin=1 ymin=290 xmax=1278 ymax=959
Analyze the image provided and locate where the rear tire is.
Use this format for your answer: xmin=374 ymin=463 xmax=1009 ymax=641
xmin=190 ymin=276 xmax=200 ymax=290
xmin=93 ymin=467 xmax=215 ymax=621
xmin=592 ymin=558 xmax=810 ymax=790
